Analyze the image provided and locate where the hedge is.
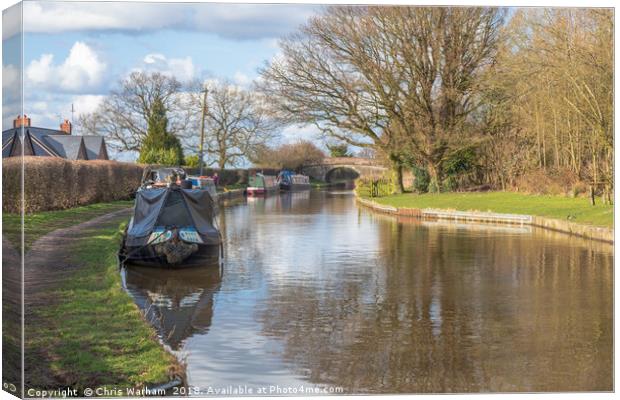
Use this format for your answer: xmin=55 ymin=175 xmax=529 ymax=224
xmin=2 ymin=157 xmax=284 ymax=214
xmin=2 ymin=157 xmax=144 ymax=214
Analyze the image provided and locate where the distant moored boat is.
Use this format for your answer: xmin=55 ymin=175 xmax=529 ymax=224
xmin=277 ymin=170 xmax=311 ymax=191
xmin=246 ymin=173 xmax=279 ymax=196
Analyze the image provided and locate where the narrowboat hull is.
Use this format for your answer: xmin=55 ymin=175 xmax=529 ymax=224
xmin=246 ymin=186 xmax=279 ymax=196
xmin=121 ymin=242 xmax=221 ymax=268
xmin=120 ymin=227 xmax=222 ymax=268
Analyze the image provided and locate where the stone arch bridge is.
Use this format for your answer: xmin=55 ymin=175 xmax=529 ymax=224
xmin=301 ymin=157 xmax=387 ymax=182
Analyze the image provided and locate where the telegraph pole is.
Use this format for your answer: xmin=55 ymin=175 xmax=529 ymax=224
xmin=198 ymin=85 xmax=208 ymax=176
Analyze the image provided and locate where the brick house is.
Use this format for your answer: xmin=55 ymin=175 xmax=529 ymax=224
xmin=2 ymin=115 xmax=109 ymax=160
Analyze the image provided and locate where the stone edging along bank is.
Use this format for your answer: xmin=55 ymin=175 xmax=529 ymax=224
xmin=217 ymin=188 xmax=245 ymax=202
xmin=355 ymin=195 xmax=614 ymax=244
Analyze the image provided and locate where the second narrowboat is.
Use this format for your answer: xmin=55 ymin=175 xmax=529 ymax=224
xmin=246 ymin=173 xmax=279 ymax=196
xmin=277 ymin=170 xmax=311 ymax=191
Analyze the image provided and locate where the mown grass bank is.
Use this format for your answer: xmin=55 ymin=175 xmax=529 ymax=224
xmin=3 ymin=200 xmax=133 ymax=251
xmin=371 ymin=192 xmax=613 ymax=228
xmin=18 ymin=204 xmax=181 ymax=394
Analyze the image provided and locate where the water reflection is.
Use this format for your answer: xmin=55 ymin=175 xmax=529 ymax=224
xmin=123 ymin=265 xmax=222 ymax=351
xmin=125 ymin=190 xmax=612 ymax=393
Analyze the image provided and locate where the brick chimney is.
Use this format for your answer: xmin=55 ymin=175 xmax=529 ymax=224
xmin=13 ymin=114 xmax=31 ymax=128
xmin=60 ymin=119 xmax=72 ymax=134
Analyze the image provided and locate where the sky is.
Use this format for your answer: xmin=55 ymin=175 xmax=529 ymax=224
xmin=2 ymin=1 xmax=322 ymax=160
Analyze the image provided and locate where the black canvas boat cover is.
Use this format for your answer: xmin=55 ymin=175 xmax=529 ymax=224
xmin=126 ymin=187 xmax=220 ymax=247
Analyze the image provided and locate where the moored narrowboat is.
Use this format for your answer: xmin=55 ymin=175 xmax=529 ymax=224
xmin=119 ymin=167 xmax=222 ymax=268
xmin=277 ymin=170 xmax=311 ymax=191
xmin=246 ymin=173 xmax=278 ymax=196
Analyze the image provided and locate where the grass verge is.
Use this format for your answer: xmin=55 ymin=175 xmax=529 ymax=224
xmin=26 ymin=221 xmax=180 ymax=393
xmin=371 ymin=192 xmax=613 ymax=228
xmin=3 ymin=200 xmax=133 ymax=251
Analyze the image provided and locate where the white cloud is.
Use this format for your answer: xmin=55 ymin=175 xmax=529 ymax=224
xmin=6 ymin=92 xmax=107 ymax=131
xmin=143 ymin=53 xmax=165 ymax=64
xmin=26 ymin=41 xmax=107 ymax=93
xmin=72 ymin=95 xmax=106 ymax=117
xmin=2 ymin=64 xmax=20 ymax=96
xmin=233 ymin=72 xmax=252 ymax=87
xmin=167 ymin=57 xmax=196 ymax=82
xmin=18 ymin=2 xmax=319 ymax=40
xmin=2 ymin=2 xmax=22 ymax=39
xmin=21 ymin=2 xmax=188 ymax=35
xmin=281 ymin=124 xmax=322 ymax=144
xmin=136 ymin=53 xmax=196 ymax=82
xmin=190 ymin=4 xmax=319 ymax=40
xmin=26 ymin=54 xmax=54 ymax=84
xmin=3 ymin=64 xmax=22 ymax=130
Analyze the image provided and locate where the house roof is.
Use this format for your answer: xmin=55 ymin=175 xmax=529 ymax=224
xmin=2 ymin=130 xmax=15 ymax=146
xmin=44 ymin=135 xmax=86 ymax=160
xmin=2 ymin=131 xmax=17 ymax=157
xmin=1 ymin=126 xmax=108 ymax=160
xmin=82 ymin=136 xmax=106 ymax=160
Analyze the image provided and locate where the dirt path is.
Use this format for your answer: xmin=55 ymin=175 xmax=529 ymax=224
xmin=2 ymin=207 xmax=133 ymax=390
xmin=3 ymin=208 xmax=132 ymax=321
xmin=23 ymin=208 xmax=132 ymax=306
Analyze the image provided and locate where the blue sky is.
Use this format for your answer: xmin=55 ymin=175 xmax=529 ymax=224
xmin=2 ymin=1 xmax=322 ymax=159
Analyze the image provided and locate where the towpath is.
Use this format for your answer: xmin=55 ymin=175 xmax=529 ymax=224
xmin=2 ymin=207 xmax=132 ymax=388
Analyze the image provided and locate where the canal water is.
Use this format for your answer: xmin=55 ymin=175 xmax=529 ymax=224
xmin=123 ymin=190 xmax=613 ymax=393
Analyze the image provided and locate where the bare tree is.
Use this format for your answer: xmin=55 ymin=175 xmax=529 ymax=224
xmin=185 ymin=80 xmax=281 ymax=169
xmin=393 ymin=8 xmax=504 ymax=190
xmin=78 ymin=71 xmax=191 ymax=152
xmin=480 ymin=8 xmax=613 ymax=199
xmin=250 ymin=140 xmax=325 ymax=170
xmin=259 ymin=6 xmax=504 ymax=192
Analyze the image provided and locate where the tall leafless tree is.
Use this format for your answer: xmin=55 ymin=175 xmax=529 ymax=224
xmin=259 ymin=6 xmax=504 ymax=192
xmin=78 ymin=71 xmax=191 ymax=152
xmin=184 ymin=80 xmax=281 ymax=169
xmin=480 ymin=8 xmax=613 ymax=200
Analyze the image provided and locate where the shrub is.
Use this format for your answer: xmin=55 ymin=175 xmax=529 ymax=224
xmin=184 ymin=155 xmax=200 ymax=168
xmin=443 ymin=147 xmax=477 ymax=176
xmin=441 ymin=176 xmax=458 ymax=192
xmin=411 ymin=165 xmax=430 ymax=193
xmin=570 ymin=181 xmax=589 ymax=198
xmin=3 ymin=157 xmax=144 ymax=213
xmin=514 ymin=167 xmax=581 ymax=196
xmin=138 ymin=148 xmax=182 ymax=166
xmin=138 ymin=98 xmax=185 ymax=165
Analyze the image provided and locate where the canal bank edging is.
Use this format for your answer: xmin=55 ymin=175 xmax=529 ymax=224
xmin=355 ymin=195 xmax=613 ymax=244
xmin=217 ymin=188 xmax=245 ymax=202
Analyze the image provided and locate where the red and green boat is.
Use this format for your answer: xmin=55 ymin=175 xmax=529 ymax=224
xmin=246 ymin=173 xmax=278 ymax=196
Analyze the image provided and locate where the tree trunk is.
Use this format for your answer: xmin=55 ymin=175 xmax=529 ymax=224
xmin=218 ymin=151 xmax=227 ymax=170
xmin=391 ymin=162 xmax=404 ymax=194
xmin=427 ymin=161 xmax=443 ymax=193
